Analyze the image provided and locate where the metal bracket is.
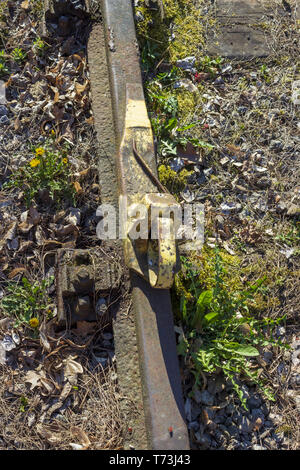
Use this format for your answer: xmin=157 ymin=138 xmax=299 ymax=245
xmin=119 ymin=86 xmax=181 ymax=289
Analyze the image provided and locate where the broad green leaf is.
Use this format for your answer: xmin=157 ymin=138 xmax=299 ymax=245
xmin=192 ymin=289 xmax=213 ymax=329
xmin=234 ymin=345 xmax=260 ymax=356
xmin=204 ymin=311 xmax=219 ymax=324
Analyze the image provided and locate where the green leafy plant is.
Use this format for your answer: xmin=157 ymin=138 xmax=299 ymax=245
xmin=0 ymin=277 xmax=54 ymax=329
xmin=259 ymin=64 xmax=271 ymax=82
xmin=11 ymin=47 xmax=27 ymax=64
xmin=0 ymin=50 xmax=8 ymax=76
xmin=176 ymin=249 xmax=287 ymax=408
xmin=19 ymin=396 xmax=29 ymax=413
xmin=198 ymin=55 xmax=223 ymax=74
xmin=33 ymin=37 xmax=48 ymax=56
xmin=141 ymin=40 xmax=161 ymax=74
xmin=148 ymin=89 xmax=213 ymax=157
xmin=275 ymin=220 xmax=300 ymax=247
xmin=31 ymin=0 xmax=44 ymax=18
xmin=5 ymin=140 xmax=76 ymax=207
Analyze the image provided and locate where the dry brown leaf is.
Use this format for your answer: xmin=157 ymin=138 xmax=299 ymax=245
xmin=8 ymin=266 xmax=27 ymax=279
xmin=18 ymin=221 xmax=34 ymax=233
xmin=74 ymin=321 xmax=96 ymax=337
xmin=70 ymin=426 xmax=91 ymax=449
xmin=39 ymin=330 xmax=51 ymax=352
xmin=86 ymin=116 xmax=94 ymax=125
xmin=252 ymin=417 xmax=263 ymax=432
xmin=14 ymin=117 xmax=21 ymax=131
xmin=24 ymin=370 xmax=43 ymax=391
xmin=40 ymin=377 xmax=55 ymax=395
xmin=64 ymin=356 xmax=83 ymax=385
xmin=73 ymin=53 xmax=83 ymax=62
xmin=79 ymin=168 xmax=90 ymax=178
xmin=73 ymin=181 xmax=83 ymax=194
xmin=42 ymin=240 xmax=63 ymax=250
xmin=59 ymin=381 xmax=73 ymax=401
xmin=75 ymin=80 xmax=88 ymax=96
xmin=21 ymin=0 xmax=30 ymax=10
xmin=55 ymin=224 xmax=79 ymax=238
xmin=36 ymin=423 xmax=62 ymax=444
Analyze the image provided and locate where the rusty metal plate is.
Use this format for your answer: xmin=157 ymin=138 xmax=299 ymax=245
xmin=56 ymin=248 xmax=121 ymax=322
xmin=206 ymin=0 xmax=285 ymax=58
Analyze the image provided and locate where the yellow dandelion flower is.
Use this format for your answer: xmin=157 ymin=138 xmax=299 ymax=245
xmin=30 ymin=158 xmax=41 ymax=168
xmin=29 ymin=317 xmax=39 ymax=328
xmin=62 ymin=158 xmax=68 ymax=164
xmin=35 ymin=147 xmax=45 ymax=156
xmin=51 ymin=129 xmax=55 ymax=135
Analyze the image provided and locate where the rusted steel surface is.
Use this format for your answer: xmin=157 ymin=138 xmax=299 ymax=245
xmin=101 ymin=0 xmax=189 ymax=450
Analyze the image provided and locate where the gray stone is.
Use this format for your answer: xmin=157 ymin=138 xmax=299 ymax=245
xmin=290 ymin=373 xmax=300 ymax=386
xmin=96 ymin=298 xmax=107 ymax=316
xmin=198 ymin=390 xmax=214 ymax=406
xmin=260 ymin=402 xmax=269 ymax=416
xmin=135 ymin=10 xmax=144 ymax=22
xmin=247 ymin=395 xmax=262 ymax=410
xmin=195 ymin=432 xmax=212 ymax=449
xmin=176 ymin=56 xmax=196 ymax=73
xmin=270 ymin=140 xmax=283 ymax=151
xmin=191 ymin=404 xmax=202 ymax=421
xmin=0 ymin=115 xmax=9 ymax=125
xmin=252 ymin=444 xmax=267 ymax=450
xmin=0 ymin=105 xmax=7 ymax=116
xmin=225 ymin=403 xmax=235 ymax=415
xmin=188 ymin=421 xmax=199 ymax=432
xmin=225 ymin=417 xmax=233 ymax=427
xmin=251 ymin=408 xmax=265 ymax=422
xmin=215 ymin=412 xmax=226 ymax=425
xmin=227 ymin=425 xmax=240 ymax=437
xmin=102 ymin=332 xmax=113 ymax=341
xmin=239 ymin=416 xmax=252 ymax=434
xmin=232 ymin=411 xmax=243 ymax=425
xmin=262 ymin=351 xmax=273 ymax=364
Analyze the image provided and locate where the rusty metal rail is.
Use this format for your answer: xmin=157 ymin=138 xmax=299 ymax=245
xmin=46 ymin=0 xmax=189 ymax=450
xmin=100 ymin=0 xmax=189 ymax=450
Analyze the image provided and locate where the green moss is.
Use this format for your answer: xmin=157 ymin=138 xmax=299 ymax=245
xmin=0 ymin=1 xmax=7 ymax=21
xmin=173 ymin=244 xmax=291 ymax=316
xmin=174 ymin=88 xmax=200 ymax=122
xmin=158 ymin=164 xmax=192 ymax=196
xmin=135 ymin=0 xmax=207 ymax=63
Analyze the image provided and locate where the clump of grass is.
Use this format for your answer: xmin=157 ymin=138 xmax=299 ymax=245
xmin=0 ymin=49 xmax=8 ymax=77
xmin=31 ymin=0 xmax=44 ymax=19
xmin=0 ymin=277 xmax=54 ymax=330
xmin=5 ymin=138 xmax=76 ymax=207
xmin=158 ymin=164 xmax=191 ymax=195
xmin=11 ymin=47 xmax=27 ymax=64
xmin=33 ymin=37 xmax=48 ymax=56
xmin=0 ymin=0 xmax=8 ymax=22
xmin=146 ymin=67 xmax=213 ymax=158
xmin=175 ymin=248 xmax=287 ymax=408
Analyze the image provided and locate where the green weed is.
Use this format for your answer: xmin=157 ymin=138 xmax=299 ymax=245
xmin=176 ymin=249 xmax=287 ymax=408
xmin=33 ymin=37 xmax=48 ymax=56
xmin=0 ymin=50 xmax=8 ymax=76
xmin=147 ymin=80 xmax=213 ymax=157
xmin=11 ymin=48 xmax=27 ymax=64
xmin=5 ymin=139 xmax=76 ymax=207
xmin=0 ymin=277 xmax=54 ymax=330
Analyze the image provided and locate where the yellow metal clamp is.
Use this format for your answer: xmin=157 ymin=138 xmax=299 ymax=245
xmin=119 ymin=86 xmax=180 ymax=289
xmin=124 ymin=192 xmax=179 ymax=289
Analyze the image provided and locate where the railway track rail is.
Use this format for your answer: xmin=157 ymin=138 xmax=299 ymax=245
xmin=46 ymin=0 xmax=190 ymax=450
